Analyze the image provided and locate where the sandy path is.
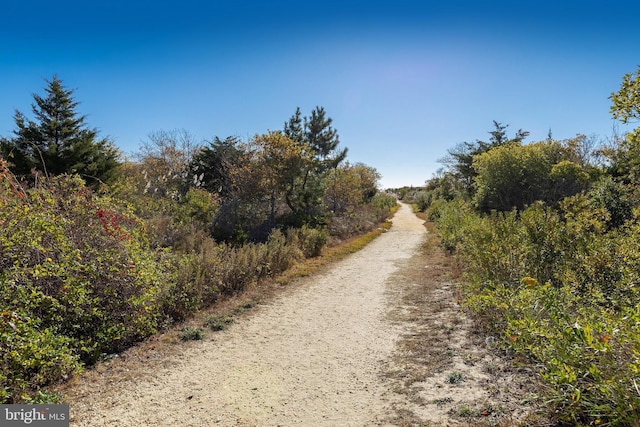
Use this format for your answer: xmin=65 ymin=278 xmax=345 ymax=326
xmin=69 ymin=203 xmax=426 ymax=426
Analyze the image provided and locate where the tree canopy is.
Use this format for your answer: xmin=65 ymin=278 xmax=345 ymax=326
xmin=441 ymin=121 xmax=529 ymax=194
xmin=281 ymin=106 xmax=348 ymax=225
xmin=190 ymin=136 xmax=243 ymax=198
xmin=0 ymin=76 xmax=120 ymax=186
xmin=472 ymin=140 xmax=589 ymax=212
xmin=610 ymin=64 xmax=640 ymax=124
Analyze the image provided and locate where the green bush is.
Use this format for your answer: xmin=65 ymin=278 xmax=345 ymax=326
xmin=205 ymin=315 xmax=234 ymax=331
xmin=428 ymin=199 xmax=479 ymax=253
xmin=290 ymin=225 xmax=328 ymax=258
xmin=413 ymin=190 xmax=432 ymax=212
xmin=437 ymin=195 xmax=640 ymax=424
xmin=588 ymin=177 xmax=634 ymax=229
xmin=262 ymin=229 xmax=302 ymax=274
xmin=0 ymin=308 xmax=80 ymax=403
xmin=180 ymin=326 xmax=204 ymax=341
xmin=370 ymin=192 xmax=397 ymax=211
xmin=0 ymin=175 xmax=170 ymax=401
xmin=468 ymin=280 xmax=640 ymax=425
xmin=216 ymin=242 xmax=262 ymax=294
xmin=327 ymin=193 xmax=396 ymax=239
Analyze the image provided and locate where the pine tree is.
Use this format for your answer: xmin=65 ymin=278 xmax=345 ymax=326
xmin=280 ymin=106 xmax=348 ymax=226
xmin=304 ymin=106 xmax=347 ymax=171
xmin=441 ymin=121 xmax=528 ymax=197
xmin=2 ymin=75 xmax=120 ymax=186
xmin=283 ymin=107 xmax=304 ymax=143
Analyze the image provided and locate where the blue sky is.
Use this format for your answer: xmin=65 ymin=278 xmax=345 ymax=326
xmin=1 ymin=1 xmax=639 ymax=188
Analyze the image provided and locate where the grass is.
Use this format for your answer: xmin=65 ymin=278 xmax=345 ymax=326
xmin=233 ymin=302 xmax=255 ymax=314
xmin=180 ymin=326 xmax=204 ymax=341
xmin=456 ymin=405 xmax=474 ymax=417
xmin=433 ymin=397 xmax=454 ymax=406
xmin=205 ymin=315 xmax=235 ymax=331
xmin=447 ymin=371 xmax=465 ymax=384
xmin=276 ymin=217 xmax=394 ymax=285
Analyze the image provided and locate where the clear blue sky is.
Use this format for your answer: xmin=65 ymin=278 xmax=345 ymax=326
xmin=1 ymin=0 xmax=639 ymax=188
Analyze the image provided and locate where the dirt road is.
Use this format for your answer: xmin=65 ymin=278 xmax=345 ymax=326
xmin=63 ymin=203 xmax=536 ymax=426
xmin=65 ymin=203 xmax=424 ymax=426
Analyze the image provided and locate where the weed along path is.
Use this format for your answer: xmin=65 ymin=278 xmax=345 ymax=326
xmin=62 ymin=203 xmax=532 ymax=426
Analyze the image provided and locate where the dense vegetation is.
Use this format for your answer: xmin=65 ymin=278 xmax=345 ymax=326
xmin=399 ymin=65 xmax=640 ymax=425
xmin=0 ymin=77 xmax=396 ymax=403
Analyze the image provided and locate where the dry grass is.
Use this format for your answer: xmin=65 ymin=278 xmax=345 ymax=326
xmin=276 ymin=218 xmax=393 ymax=284
xmin=383 ymin=220 xmax=547 ymax=426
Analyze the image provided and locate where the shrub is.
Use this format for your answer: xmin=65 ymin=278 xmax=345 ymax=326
xmin=180 ymin=326 xmax=204 ymax=341
xmin=262 ymin=229 xmax=302 ymax=274
xmin=215 ymin=243 xmax=262 ymax=294
xmin=468 ymin=281 xmax=640 ymax=425
xmin=290 ymin=225 xmax=328 ymax=258
xmin=429 ymin=199 xmax=479 ymax=253
xmin=588 ymin=176 xmax=634 ymax=229
xmin=205 ymin=315 xmax=234 ymax=331
xmin=327 ymin=193 xmax=396 ymax=239
xmin=0 ymin=308 xmax=80 ymax=403
xmin=440 ymin=195 xmax=640 ymax=424
xmin=413 ymin=190 xmax=433 ymax=212
xmin=174 ymin=187 xmax=219 ymax=227
xmin=0 ymin=176 xmax=165 ymax=362
xmin=0 ymin=174 xmax=172 ymax=401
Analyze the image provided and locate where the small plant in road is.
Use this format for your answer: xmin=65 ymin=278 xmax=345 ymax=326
xmin=447 ymin=371 xmax=465 ymax=384
xmin=205 ymin=316 xmax=235 ymax=331
xmin=180 ymin=327 xmax=204 ymax=341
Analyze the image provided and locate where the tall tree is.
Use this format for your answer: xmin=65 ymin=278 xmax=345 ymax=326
xmin=283 ymin=107 xmax=304 ymax=143
xmin=210 ymin=132 xmax=312 ymax=241
xmin=487 ymin=120 xmax=529 ymax=146
xmin=304 ymin=106 xmax=348 ymax=171
xmin=252 ymin=131 xmax=311 ymax=228
xmin=281 ymin=106 xmax=348 ymax=225
xmin=1 ymin=76 xmax=120 ymax=186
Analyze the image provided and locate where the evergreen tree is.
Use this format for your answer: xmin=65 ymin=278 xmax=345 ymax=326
xmin=283 ymin=107 xmax=304 ymax=143
xmin=281 ymin=106 xmax=348 ymax=225
xmin=190 ymin=136 xmax=243 ymax=198
xmin=1 ymin=75 xmax=120 ymax=186
xmin=304 ymin=106 xmax=348 ymax=171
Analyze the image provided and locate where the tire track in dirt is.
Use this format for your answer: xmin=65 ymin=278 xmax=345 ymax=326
xmin=67 ymin=203 xmax=427 ymax=426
